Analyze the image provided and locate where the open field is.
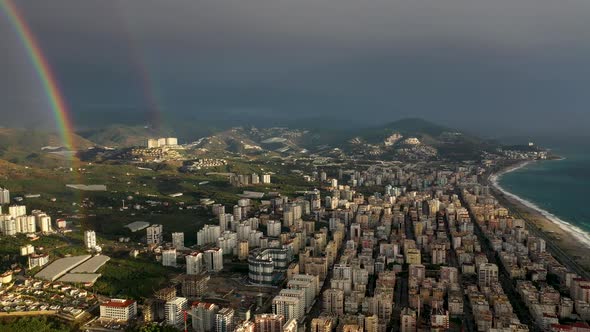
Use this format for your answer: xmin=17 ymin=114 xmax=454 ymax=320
xmin=2 ymin=156 xmax=311 ymax=237
xmin=0 ymin=153 xmax=314 ymax=301
xmin=92 ymin=256 xmax=177 ymax=299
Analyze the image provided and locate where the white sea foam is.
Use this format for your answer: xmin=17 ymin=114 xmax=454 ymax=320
xmin=490 ymin=161 xmax=590 ymax=248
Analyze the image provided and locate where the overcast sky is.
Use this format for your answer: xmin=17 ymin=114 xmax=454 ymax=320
xmin=2 ymin=0 xmax=590 ymax=136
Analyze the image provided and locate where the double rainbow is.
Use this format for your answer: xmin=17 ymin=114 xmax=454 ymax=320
xmin=2 ymin=0 xmax=76 ymax=152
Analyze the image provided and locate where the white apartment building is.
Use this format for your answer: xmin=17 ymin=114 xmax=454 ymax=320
xmin=191 ymin=302 xmax=219 ymax=332
xmin=9 ymin=205 xmax=26 ymax=218
xmin=216 ymin=307 xmax=235 ymax=332
xmin=272 ymin=295 xmax=301 ymax=322
xmin=287 ymin=279 xmax=314 ymax=311
xmin=16 ymin=215 xmax=36 ymax=233
xmin=278 ymin=289 xmax=306 ymax=319
xmin=162 ymin=249 xmax=177 ymax=267
xmin=478 ymin=263 xmax=499 ymax=288
xmin=172 ymin=232 xmax=185 ymax=249
xmin=28 ymin=253 xmax=49 ymax=269
xmin=84 ymin=230 xmax=97 ymax=249
xmin=146 ymin=224 xmax=163 ymax=245
xmin=197 ymin=225 xmax=221 ymax=246
xmin=100 ymin=299 xmax=137 ymax=321
xmin=267 ymin=220 xmax=281 ymax=237
xmin=186 ymin=252 xmax=203 ymax=275
xmin=203 ymin=248 xmax=223 ymax=271
xmin=165 ymin=297 xmax=188 ymax=326
xmin=36 ymin=214 xmax=52 ymax=233
xmin=0 ymin=188 xmax=10 ymax=204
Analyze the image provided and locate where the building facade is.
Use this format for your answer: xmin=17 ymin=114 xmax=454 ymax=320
xmin=100 ymin=299 xmax=137 ymax=322
xmin=147 ymin=224 xmax=163 ymax=245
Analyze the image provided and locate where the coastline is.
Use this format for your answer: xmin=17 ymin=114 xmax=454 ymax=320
xmin=488 ymin=159 xmax=590 ymax=272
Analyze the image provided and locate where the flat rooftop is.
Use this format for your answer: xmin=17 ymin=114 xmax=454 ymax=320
xmin=240 ymin=191 xmax=265 ymax=199
xmin=58 ymin=273 xmax=101 ymax=284
xmin=70 ymin=255 xmax=110 ymax=273
xmin=126 ymin=221 xmax=150 ymax=232
xmin=35 ymin=255 xmax=92 ymax=281
xmin=66 ymin=184 xmax=107 ymax=191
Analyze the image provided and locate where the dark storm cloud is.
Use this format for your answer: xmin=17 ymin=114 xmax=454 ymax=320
xmin=2 ymin=0 xmax=590 ymax=135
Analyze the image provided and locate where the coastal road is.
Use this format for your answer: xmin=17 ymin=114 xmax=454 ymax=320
xmin=486 ymin=176 xmax=590 ymax=280
xmin=512 ymin=206 xmax=590 ymax=280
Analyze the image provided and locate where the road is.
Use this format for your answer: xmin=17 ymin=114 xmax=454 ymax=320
xmin=458 ymin=190 xmax=533 ymax=327
xmin=444 ymin=213 xmax=475 ymax=332
xmin=391 ymin=276 xmax=408 ymax=332
xmin=390 ymin=213 xmax=413 ymax=331
xmin=304 ymin=227 xmax=348 ymax=330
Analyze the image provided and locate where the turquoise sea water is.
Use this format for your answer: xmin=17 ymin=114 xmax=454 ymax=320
xmin=499 ymin=143 xmax=590 ymax=233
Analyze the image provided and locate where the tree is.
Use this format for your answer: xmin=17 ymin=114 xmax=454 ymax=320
xmin=0 ymin=317 xmax=71 ymax=332
xmin=134 ymin=323 xmax=181 ymax=332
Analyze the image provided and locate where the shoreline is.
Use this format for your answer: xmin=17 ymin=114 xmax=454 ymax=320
xmin=488 ymin=159 xmax=590 ymax=271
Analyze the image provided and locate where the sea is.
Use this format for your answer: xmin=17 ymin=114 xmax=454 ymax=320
xmin=493 ymin=140 xmax=590 ymax=246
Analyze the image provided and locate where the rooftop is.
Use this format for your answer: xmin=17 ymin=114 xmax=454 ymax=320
xmin=125 ymin=221 xmax=150 ymax=232
xmin=102 ymin=299 xmax=136 ymax=308
xmin=58 ymin=273 xmax=101 ymax=284
xmin=35 ymin=255 xmax=92 ymax=281
xmin=70 ymin=255 xmax=110 ymax=273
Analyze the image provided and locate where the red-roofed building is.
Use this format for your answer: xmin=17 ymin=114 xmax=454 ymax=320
xmin=574 ymin=322 xmax=590 ymax=332
xmin=551 ymin=322 xmax=590 ymax=332
xmin=100 ymin=299 xmax=137 ymax=321
xmin=551 ymin=324 xmax=573 ymax=332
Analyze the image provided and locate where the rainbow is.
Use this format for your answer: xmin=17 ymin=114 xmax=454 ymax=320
xmin=113 ymin=4 xmax=166 ymax=130
xmin=1 ymin=0 xmax=76 ymax=152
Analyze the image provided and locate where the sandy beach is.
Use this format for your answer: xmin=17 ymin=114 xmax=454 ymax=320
xmin=489 ymin=161 xmax=590 ymax=273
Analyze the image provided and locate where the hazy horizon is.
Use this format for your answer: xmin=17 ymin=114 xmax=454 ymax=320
xmin=2 ymin=0 xmax=590 ymax=137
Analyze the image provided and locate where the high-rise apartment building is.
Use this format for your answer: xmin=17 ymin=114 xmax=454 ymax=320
xmin=186 ymin=252 xmax=203 ymax=275
xmin=215 ymin=308 xmax=234 ymax=332
xmin=238 ymin=240 xmax=249 ymax=261
xmin=181 ymin=274 xmax=209 ymax=298
xmin=322 ymin=288 xmax=344 ymax=315
xmin=197 ymin=225 xmax=221 ymax=246
xmin=191 ymin=302 xmax=219 ymax=332
xmin=478 ymin=263 xmax=499 ymax=288
xmin=165 ymin=297 xmax=188 ymax=327
xmin=99 ymin=299 xmax=137 ymax=322
xmin=405 ymin=249 xmax=421 ymax=265
xmin=203 ymin=248 xmax=223 ymax=271
xmin=0 ymin=188 xmax=10 ymax=204
xmin=283 ymin=319 xmax=297 ymax=332
xmin=34 ymin=212 xmax=51 ymax=233
xmin=287 ymin=279 xmax=314 ymax=311
xmin=9 ymin=205 xmax=26 ymax=218
xmin=401 ymin=307 xmax=417 ymax=332
xmin=272 ymin=295 xmax=301 ymax=321
xmin=84 ymin=230 xmax=97 ymax=249
xmin=234 ymin=321 xmax=255 ymax=332
xmin=267 ymin=220 xmax=281 ymax=237
xmin=254 ymin=314 xmax=285 ymax=332
xmin=162 ymin=249 xmax=177 ymax=267
xmin=147 ymin=224 xmax=163 ymax=245
xmin=278 ymin=288 xmax=306 ymax=319
xmin=172 ymin=232 xmax=185 ymax=249
xmin=311 ymin=317 xmax=334 ymax=332
xmin=364 ymin=315 xmax=378 ymax=332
